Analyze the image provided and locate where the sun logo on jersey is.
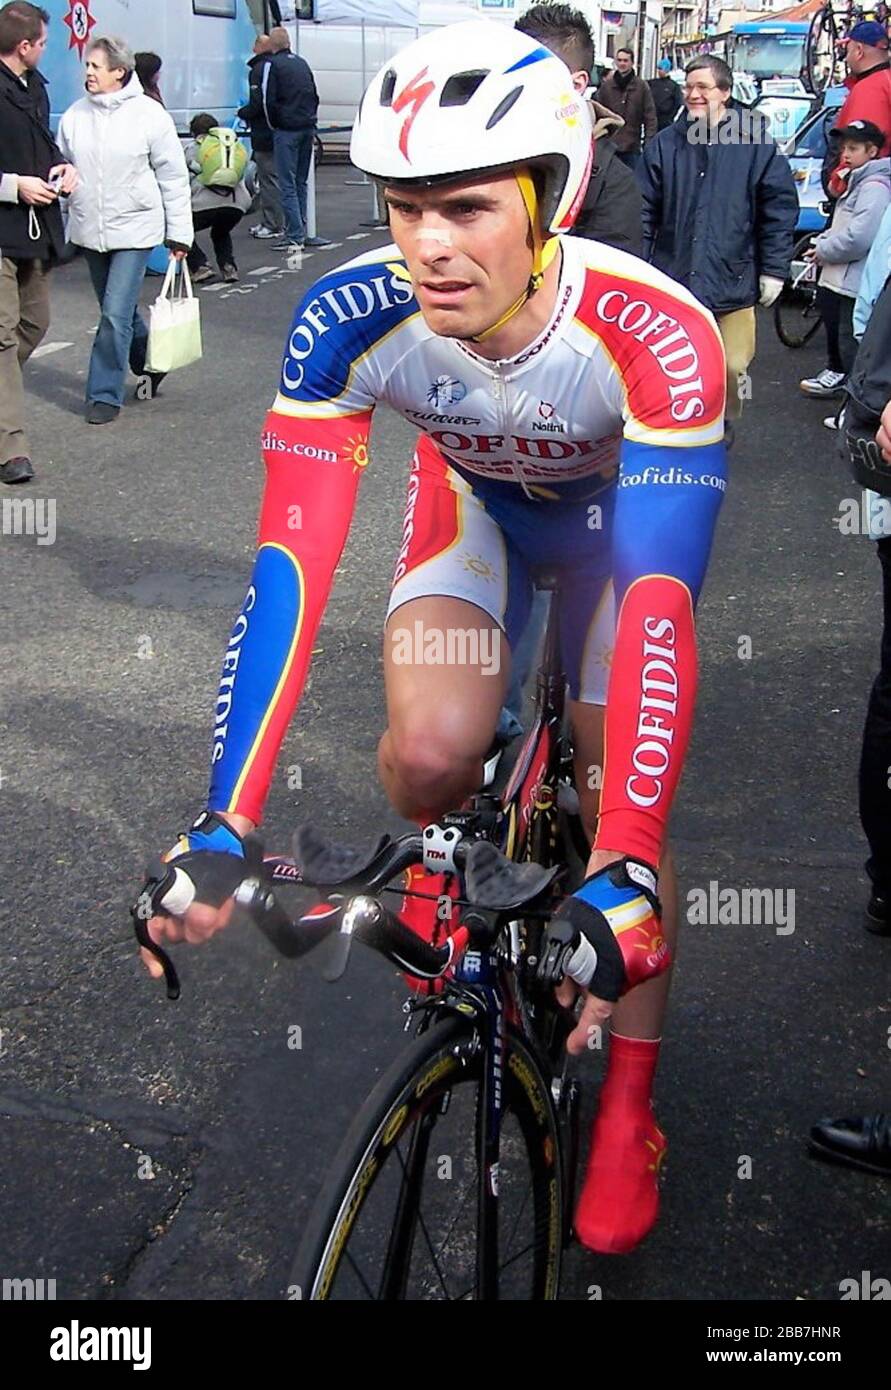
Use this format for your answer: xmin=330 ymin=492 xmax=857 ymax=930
xmin=392 ymin=67 xmax=436 ymax=163
xmin=460 ymin=553 xmax=496 ymax=582
xmin=63 ymin=0 xmax=97 ymax=59
xmin=343 ymin=437 xmax=370 ymax=474
xmin=591 ymin=641 xmax=613 ymax=673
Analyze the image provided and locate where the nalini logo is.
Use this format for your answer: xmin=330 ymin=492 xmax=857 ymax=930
xmin=533 ymin=400 xmax=564 ymax=434
xmin=427 ymin=376 xmax=467 ymax=408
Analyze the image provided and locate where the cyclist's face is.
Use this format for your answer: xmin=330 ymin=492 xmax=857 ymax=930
xmin=384 ymin=174 xmax=536 ymax=340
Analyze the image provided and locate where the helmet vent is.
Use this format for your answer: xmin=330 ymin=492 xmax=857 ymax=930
xmin=440 ymin=70 xmax=489 ymax=106
xmin=485 ymin=85 xmax=523 ymax=130
xmin=380 ymin=69 xmax=397 ymax=105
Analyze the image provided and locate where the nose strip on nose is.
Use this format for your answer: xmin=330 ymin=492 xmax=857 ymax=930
xmin=416 ymin=228 xmax=453 ymax=246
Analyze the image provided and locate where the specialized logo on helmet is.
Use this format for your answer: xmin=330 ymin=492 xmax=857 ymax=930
xmin=427 ymin=376 xmax=467 ymax=407
xmin=392 ymin=66 xmax=436 ymax=163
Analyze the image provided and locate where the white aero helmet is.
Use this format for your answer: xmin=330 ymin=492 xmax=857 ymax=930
xmin=350 ymin=20 xmax=594 ymax=235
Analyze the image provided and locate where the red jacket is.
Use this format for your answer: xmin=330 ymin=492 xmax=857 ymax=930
xmin=836 ymin=64 xmax=891 ymax=154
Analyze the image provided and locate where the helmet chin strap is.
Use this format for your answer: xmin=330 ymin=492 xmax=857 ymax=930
xmin=470 ymin=169 xmax=554 ymax=345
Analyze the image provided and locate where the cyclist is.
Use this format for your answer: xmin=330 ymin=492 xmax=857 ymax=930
xmin=139 ymin=21 xmax=727 ymax=1256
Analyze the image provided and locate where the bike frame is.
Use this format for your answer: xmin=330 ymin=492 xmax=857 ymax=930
xmin=369 ymin=583 xmax=581 ymax=1297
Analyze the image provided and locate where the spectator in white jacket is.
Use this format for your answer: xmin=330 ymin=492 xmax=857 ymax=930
xmin=57 ymin=35 xmax=192 ymax=424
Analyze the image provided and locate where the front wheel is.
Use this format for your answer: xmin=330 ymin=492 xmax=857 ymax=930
xmin=290 ymin=1014 xmax=564 ymax=1300
xmin=774 ymin=236 xmax=823 ymax=348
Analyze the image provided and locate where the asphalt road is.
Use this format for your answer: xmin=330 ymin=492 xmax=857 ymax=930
xmin=1 ymin=167 xmax=889 ymax=1302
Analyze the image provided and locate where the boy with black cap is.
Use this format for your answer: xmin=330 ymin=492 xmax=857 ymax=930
xmin=801 ymin=119 xmax=891 ymax=407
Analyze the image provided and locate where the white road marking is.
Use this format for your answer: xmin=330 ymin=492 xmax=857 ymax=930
xmin=199 ymin=282 xmax=226 ymax=292
xmin=249 ymin=266 xmax=278 ymax=276
xmin=31 ymin=341 xmax=73 ymax=359
xmin=345 ymin=232 xmax=370 ymax=240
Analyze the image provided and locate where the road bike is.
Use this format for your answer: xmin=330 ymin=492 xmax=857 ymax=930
xmin=135 ymin=572 xmax=594 ymax=1300
xmin=807 ymin=1 xmax=891 ymax=93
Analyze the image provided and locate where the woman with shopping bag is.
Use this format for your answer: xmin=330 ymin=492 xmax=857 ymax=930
xmin=57 ymin=36 xmax=193 ymax=425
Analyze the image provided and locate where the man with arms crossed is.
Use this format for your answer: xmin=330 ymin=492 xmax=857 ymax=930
xmin=141 ymin=22 xmax=727 ymax=1255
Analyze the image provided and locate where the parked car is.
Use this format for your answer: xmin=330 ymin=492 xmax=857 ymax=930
xmin=780 ymin=85 xmax=847 ymax=233
xmin=754 ymin=91 xmax=816 ymax=143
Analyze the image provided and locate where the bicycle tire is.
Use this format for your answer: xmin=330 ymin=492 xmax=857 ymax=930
xmin=806 ymin=5 xmax=840 ymax=95
xmin=775 ymin=236 xmax=823 ymax=349
xmin=290 ymin=1014 xmax=564 ymax=1300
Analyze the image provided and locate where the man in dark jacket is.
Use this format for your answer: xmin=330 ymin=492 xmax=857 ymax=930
xmin=262 ymin=25 xmax=318 ymax=252
xmin=594 ymin=47 xmax=657 ymax=170
xmin=0 ymin=1 xmax=76 ymax=485
xmin=239 ymin=34 xmax=283 ymax=239
xmin=515 ymin=5 xmax=642 ymax=254
xmin=639 ymin=54 xmax=798 ymax=422
xmin=648 ymin=58 xmax=682 ymax=131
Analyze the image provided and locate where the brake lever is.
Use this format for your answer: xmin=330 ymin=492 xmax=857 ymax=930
xmin=131 ymin=835 xmax=269 ymax=1001
xmin=131 ymin=858 xmax=182 ymax=1001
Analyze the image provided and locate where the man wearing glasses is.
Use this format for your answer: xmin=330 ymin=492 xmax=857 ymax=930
xmin=638 ymin=55 xmax=797 ymax=436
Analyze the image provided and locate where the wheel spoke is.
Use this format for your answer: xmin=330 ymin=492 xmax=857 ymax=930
xmin=390 ymin=1129 xmax=456 ymax=1299
xmin=452 ymin=1242 xmax=536 ymax=1301
xmin=344 ymin=1249 xmax=379 ymax=1300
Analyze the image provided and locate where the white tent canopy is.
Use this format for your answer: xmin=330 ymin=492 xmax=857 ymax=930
xmin=314 ymin=0 xmax=420 ymax=25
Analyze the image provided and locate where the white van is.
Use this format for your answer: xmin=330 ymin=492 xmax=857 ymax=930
xmin=287 ymin=0 xmax=510 ymax=155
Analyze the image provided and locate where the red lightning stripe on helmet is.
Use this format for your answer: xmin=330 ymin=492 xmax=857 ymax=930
xmin=392 ymin=66 xmax=436 ymax=163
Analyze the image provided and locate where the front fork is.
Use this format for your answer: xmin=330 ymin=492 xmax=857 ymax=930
xmin=560 ymin=1074 xmax=581 ymax=1247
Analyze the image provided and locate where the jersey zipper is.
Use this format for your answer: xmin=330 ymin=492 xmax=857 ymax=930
xmin=492 ymin=366 xmax=535 ymax=501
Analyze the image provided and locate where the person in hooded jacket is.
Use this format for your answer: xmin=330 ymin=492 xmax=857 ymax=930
xmin=57 ymin=35 xmax=192 ymax=424
xmin=572 ymin=100 xmax=642 ymax=254
xmin=801 ymin=121 xmax=891 ymax=412
xmin=515 ymin=7 xmax=642 ymax=254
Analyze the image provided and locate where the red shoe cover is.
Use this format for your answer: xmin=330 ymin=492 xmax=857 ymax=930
xmin=574 ymin=1035 xmax=666 ymax=1255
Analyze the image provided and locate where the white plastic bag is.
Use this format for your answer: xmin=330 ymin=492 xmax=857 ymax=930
xmin=145 ymin=259 xmax=202 ymax=373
